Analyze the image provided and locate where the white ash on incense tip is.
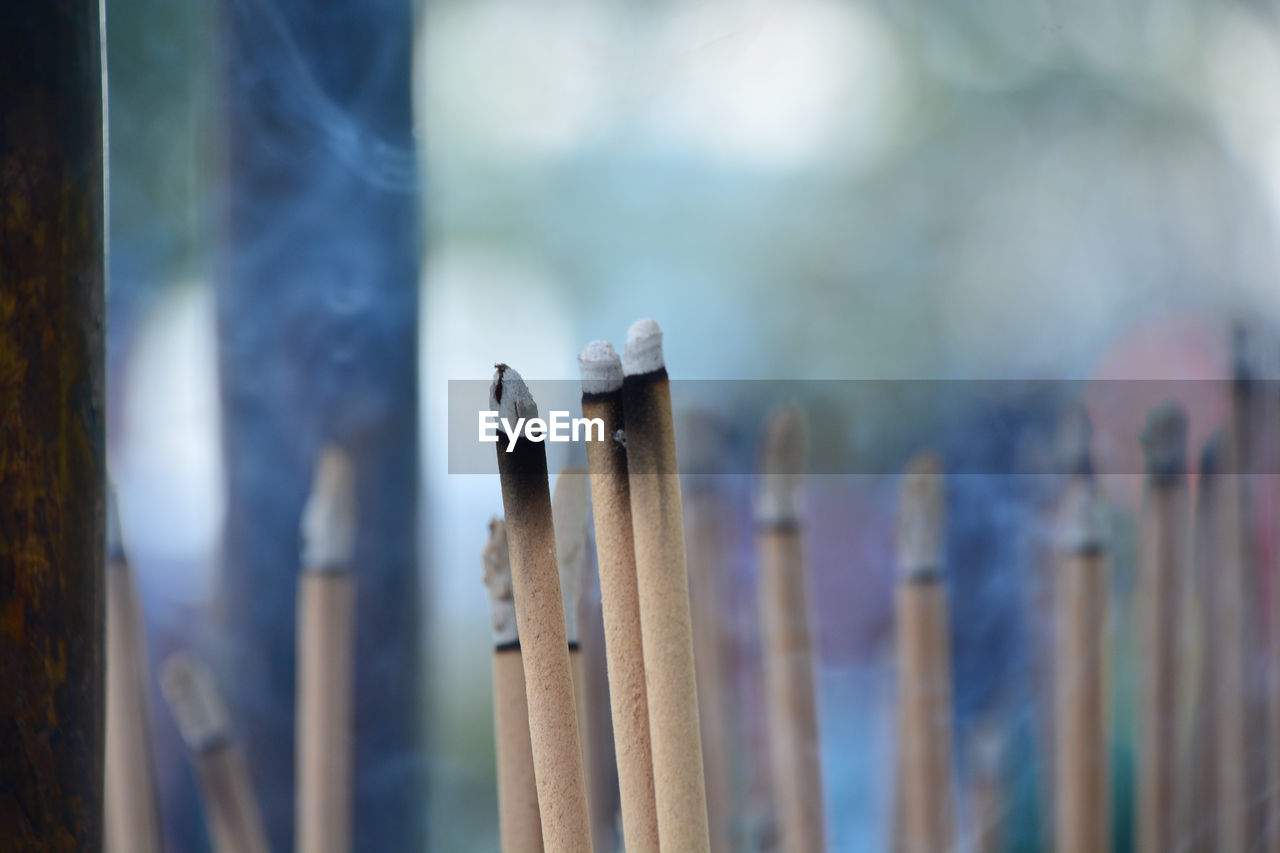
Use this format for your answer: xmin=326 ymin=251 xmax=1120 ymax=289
xmin=490 ymin=364 xmax=539 ymax=423
xmin=482 ymin=518 xmax=519 ymax=646
xmin=160 ymin=653 xmax=229 ymax=752
xmin=897 ymin=451 xmax=945 ymax=578
xmin=301 ymin=446 xmax=358 ymax=571
xmin=579 ymin=340 xmax=623 ymax=395
xmin=622 ymin=318 xmax=665 ymax=376
xmin=754 ymin=405 xmax=807 ymax=526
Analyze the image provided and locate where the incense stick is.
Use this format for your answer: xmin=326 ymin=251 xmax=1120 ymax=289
xmin=893 ymin=452 xmax=956 ymax=853
xmin=160 ymin=653 xmax=270 ymax=853
xmin=1051 ymin=406 xmax=1111 ymax=853
xmin=755 ymin=406 xmax=826 ymax=853
xmin=491 ymin=365 xmax=593 ymax=853
xmin=104 ymin=487 xmax=163 ymax=853
xmin=966 ymin=723 xmax=1005 ymax=853
xmin=296 ymin=447 xmax=358 ymax=853
xmin=1136 ymin=403 xmax=1187 ymax=853
xmin=579 ymin=340 xmax=661 ymax=853
xmin=484 ymin=517 xmax=545 ymax=853
xmin=620 ymin=319 xmax=712 ymax=851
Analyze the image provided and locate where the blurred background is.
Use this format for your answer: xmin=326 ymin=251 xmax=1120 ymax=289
xmin=106 ymin=0 xmax=1280 ymax=850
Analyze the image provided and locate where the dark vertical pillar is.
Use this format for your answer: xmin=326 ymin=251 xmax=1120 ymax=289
xmin=0 ymin=2 xmax=107 ymax=851
xmin=213 ymin=1 xmax=424 ymax=850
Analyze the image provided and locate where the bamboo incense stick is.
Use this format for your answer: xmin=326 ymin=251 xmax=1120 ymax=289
xmin=1136 ymin=402 xmax=1188 ymax=853
xmin=893 ymin=452 xmax=956 ymax=853
xmin=552 ymin=467 xmax=595 ymax=817
xmin=296 ymin=447 xmax=358 ymax=853
xmin=620 ymin=319 xmax=713 ymax=852
xmin=1051 ymin=406 xmax=1111 ymax=853
xmin=1203 ymin=433 xmax=1252 ymax=852
xmin=579 ymin=340 xmax=661 ymax=853
xmin=160 ymin=652 xmax=270 ymax=853
xmin=104 ymin=487 xmax=163 ymax=853
xmin=755 ymin=406 xmax=826 ymax=853
xmin=491 ymin=365 xmax=593 ymax=853
xmin=484 ymin=517 xmax=545 ymax=853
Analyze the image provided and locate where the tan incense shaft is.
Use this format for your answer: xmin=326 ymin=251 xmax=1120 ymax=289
xmin=491 ymin=366 xmax=593 ymax=853
xmin=1202 ymin=434 xmax=1252 ymax=853
xmin=1052 ymin=407 xmax=1110 ymax=853
xmin=579 ymin=340 xmax=661 ymax=853
xmin=296 ymin=448 xmax=358 ymax=853
xmin=1136 ymin=403 xmax=1187 ymax=853
xmin=104 ymin=490 xmax=163 ymax=853
xmin=756 ymin=407 xmax=826 ymax=853
xmin=893 ymin=453 xmax=956 ymax=853
xmin=621 ymin=319 xmax=713 ymax=852
xmin=160 ymin=653 xmax=270 ymax=853
xmin=484 ymin=518 xmax=545 ymax=853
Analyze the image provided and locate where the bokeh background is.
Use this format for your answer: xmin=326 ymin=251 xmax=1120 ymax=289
xmin=106 ymin=0 xmax=1280 ymax=850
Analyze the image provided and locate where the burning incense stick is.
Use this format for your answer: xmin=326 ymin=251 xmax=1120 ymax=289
xmin=160 ymin=652 xmax=269 ymax=853
xmin=552 ymin=467 xmax=594 ymax=812
xmin=296 ymin=447 xmax=358 ymax=853
xmin=966 ymin=723 xmax=1005 ymax=853
xmin=1202 ymin=433 xmax=1252 ymax=852
xmin=621 ymin=319 xmax=712 ymax=851
xmin=104 ymin=487 xmax=163 ymax=853
xmin=893 ymin=452 xmax=956 ymax=853
xmin=491 ymin=365 xmax=592 ymax=853
xmin=755 ymin=406 xmax=826 ymax=853
xmin=1136 ymin=402 xmax=1188 ymax=853
xmin=1051 ymin=406 xmax=1110 ymax=853
xmin=484 ymin=517 xmax=545 ymax=853
xmin=579 ymin=340 xmax=661 ymax=853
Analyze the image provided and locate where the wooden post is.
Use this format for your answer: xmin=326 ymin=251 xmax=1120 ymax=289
xmin=0 ymin=3 xmax=106 ymax=851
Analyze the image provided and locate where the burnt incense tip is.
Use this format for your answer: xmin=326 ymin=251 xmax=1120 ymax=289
xmin=1054 ymin=403 xmax=1094 ymax=478
xmin=107 ymin=482 xmax=125 ymax=562
xmin=897 ymin=452 xmax=945 ymax=578
xmin=755 ymin=405 xmax=807 ymax=526
xmin=552 ymin=467 xmax=591 ymax=644
xmin=1200 ymin=429 xmax=1231 ymax=478
xmin=160 ymin=652 xmax=230 ymax=753
xmin=622 ymin=317 xmax=665 ymax=376
xmin=1056 ymin=476 xmax=1107 ymax=552
xmin=1140 ymin=401 xmax=1188 ymax=483
xmin=482 ymin=517 xmax=519 ymax=646
xmin=579 ymin=340 xmax=623 ymax=395
xmin=490 ymin=364 xmax=538 ymax=424
xmin=301 ymin=446 xmax=358 ymax=571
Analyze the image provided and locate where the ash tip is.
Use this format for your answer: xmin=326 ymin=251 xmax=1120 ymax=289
xmin=623 ymin=318 xmax=665 ymax=376
xmin=159 ymin=652 xmax=229 ymax=752
xmin=1200 ymin=429 xmax=1231 ymax=477
xmin=1054 ymin=403 xmax=1093 ymax=478
xmin=897 ymin=451 xmax=945 ymax=577
xmin=579 ymin=340 xmax=623 ymax=394
xmin=755 ymin=405 xmax=807 ymax=525
xmin=489 ymin=364 xmax=538 ymax=423
xmin=1140 ymin=400 xmax=1188 ymax=482
xmin=482 ymin=517 xmax=518 ymax=645
xmin=553 ymin=467 xmax=591 ymax=643
xmin=1056 ymin=476 xmax=1107 ymax=551
xmin=301 ymin=446 xmax=358 ymax=570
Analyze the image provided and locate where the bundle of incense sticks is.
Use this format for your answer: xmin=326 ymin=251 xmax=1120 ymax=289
xmin=483 ymin=517 xmax=544 ymax=852
xmin=755 ymin=406 xmax=826 ymax=853
xmin=1136 ymin=403 xmax=1188 ymax=853
xmin=160 ymin=652 xmax=269 ymax=853
xmin=104 ymin=487 xmax=163 ymax=853
xmin=579 ymin=340 xmax=661 ymax=853
xmin=491 ymin=365 xmax=592 ymax=852
xmin=1051 ymin=405 xmax=1110 ymax=853
xmin=893 ymin=452 xmax=956 ymax=853
xmin=620 ymin=319 xmax=713 ymax=851
xmin=296 ymin=447 xmax=358 ymax=853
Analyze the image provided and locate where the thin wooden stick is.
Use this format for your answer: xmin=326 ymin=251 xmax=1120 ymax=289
xmin=1051 ymin=406 xmax=1110 ymax=853
xmin=160 ymin=653 xmax=269 ymax=853
xmin=755 ymin=406 xmax=826 ymax=853
xmin=104 ymin=487 xmax=163 ymax=853
xmin=579 ymin=340 xmax=661 ymax=853
xmin=1136 ymin=403 xmax=1188 ymax=853
xmin=491 ymin=365 xmax=592 ymax=853
xmin=296 ymin=447 xmax=358 ymax=853
xmin=893 ymin=452 xmax=956 ymax=853
xmin=484 ymin=518 xmax=544 ymax=853
xmin=621 ymin=319 xmax=712 ymax=851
